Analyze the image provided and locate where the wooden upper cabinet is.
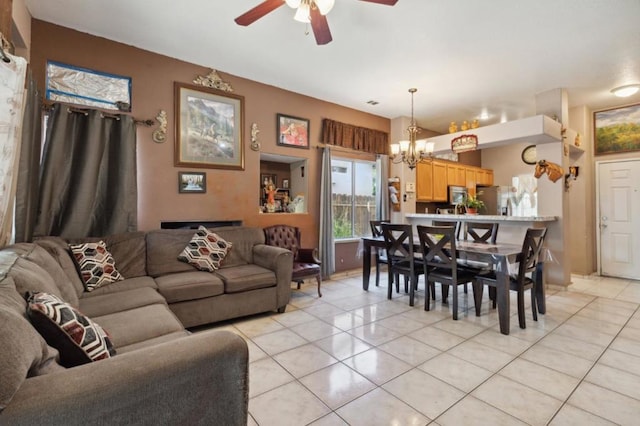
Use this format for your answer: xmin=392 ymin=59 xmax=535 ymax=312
xmin=447 ymin=164 xmax=466 ymax=187
xmin=476 ymin=168 xmax=494 ymax=186
xmin=432 ymin=161 xmax=448 ymax=201
xmin=416 ymin=162 xmax=434 ymax=201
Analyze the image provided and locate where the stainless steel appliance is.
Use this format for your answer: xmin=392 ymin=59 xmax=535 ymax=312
xmin=476 ymin=186 xmax=510 ymax=215
xmin=448 ymin=186 xmax=467 ymax=205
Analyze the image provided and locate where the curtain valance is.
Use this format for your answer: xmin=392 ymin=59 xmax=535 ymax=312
xmin=321 ymin=119 xmax=389 ymax=155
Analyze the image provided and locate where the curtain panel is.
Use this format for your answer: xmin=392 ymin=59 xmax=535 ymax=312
xmin=34 ymin=103 xmax=138 ymax=239
xmin=0 ymin=54 xmax=28 ymax=247
xmin=321 ymin=119 xmax=389 ymax=155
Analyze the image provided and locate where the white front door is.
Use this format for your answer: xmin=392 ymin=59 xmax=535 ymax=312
xmin=598 ymin=160 xmax=640 ymax=279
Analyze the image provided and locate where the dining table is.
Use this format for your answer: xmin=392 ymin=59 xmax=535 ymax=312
xmin=360 ymin=235 xmax=546 ymax=335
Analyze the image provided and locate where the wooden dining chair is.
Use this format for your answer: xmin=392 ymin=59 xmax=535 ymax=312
xmin=458 ymin=221 xmax=500 ymax=281
xmin=472 ymin=227 xmax=547 ymax=329
xmin=417 ymin=225 xmax=477 ymax=319
xmin=431 ymin=220 xmax=461 ymax=298
xmin=370 ymin=220 xmax=390 ymax=288
xmin=381 ymin=223 xmax=424 ymax=306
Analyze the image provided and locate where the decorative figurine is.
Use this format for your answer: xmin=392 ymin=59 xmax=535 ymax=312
xmin=448 ymin=121 xmax=458 ymax=133
xmin=471 ymin=119 xmax=479 ymax=129
xmin=461 ymin=120 xmax=469 ymax=131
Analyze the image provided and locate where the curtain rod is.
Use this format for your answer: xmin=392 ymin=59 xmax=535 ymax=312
xmin=314 ymin=143 xmax=380 ymax=157
xmin=43 ymin=102 xmax=156 ymax=126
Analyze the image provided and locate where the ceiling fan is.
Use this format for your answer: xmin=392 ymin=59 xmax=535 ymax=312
xmin=235 ymin=0 xmax=398 ymax=45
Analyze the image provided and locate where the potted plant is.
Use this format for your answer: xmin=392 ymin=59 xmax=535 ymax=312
xmin=463 ymin=193 xmax=485 ymax=214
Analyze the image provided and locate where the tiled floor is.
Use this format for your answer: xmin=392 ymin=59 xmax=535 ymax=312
xmin=206 ymin=272 xmax=640 ymax=425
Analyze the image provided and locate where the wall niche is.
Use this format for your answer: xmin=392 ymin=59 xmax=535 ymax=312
xmin=259 ymin=153 xmax=308 ymax=214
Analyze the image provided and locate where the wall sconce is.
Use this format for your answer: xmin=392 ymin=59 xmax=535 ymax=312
xmin=565 ymin=166 xmax=579 ymax=190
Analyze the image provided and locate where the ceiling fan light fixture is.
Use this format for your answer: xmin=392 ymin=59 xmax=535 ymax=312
xmin=315 ymin=0 xmax=335 ymax=15
xmin=285 ymin=0 xmax=301 ymax=8
xmin=293 ymin=2 xmax=310 ymax=22
xmin=611 ymin=84 xmax=640 ymax=98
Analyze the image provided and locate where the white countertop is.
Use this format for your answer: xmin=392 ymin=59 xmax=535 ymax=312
xmin=405 ymin=213 xmax=558 ymax=222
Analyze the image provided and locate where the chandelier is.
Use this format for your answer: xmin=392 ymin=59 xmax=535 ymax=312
xmin=285 ymin=0 xmax=335 ymax=22
xmin=390 ymin=88 xmax=434 ymax=170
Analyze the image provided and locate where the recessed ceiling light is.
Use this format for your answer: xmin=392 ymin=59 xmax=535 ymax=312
xmin=366 ymin=100 xmax=379 ymax=105
xmin=611 ymin=84 xmax=640 ymax=97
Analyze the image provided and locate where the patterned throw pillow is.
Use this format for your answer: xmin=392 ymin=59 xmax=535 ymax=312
xmin=69 ymin=240 xmax=124 ymax=292
xmin=178 ymin=226 xmax=232 ymax=272
xmin=26 ymin=292 xmax=116 ymax=367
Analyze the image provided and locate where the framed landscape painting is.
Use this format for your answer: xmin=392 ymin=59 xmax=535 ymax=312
xmin=277 ymin=113 xmax=310 ymax=149
xmin=178 ymin=172 xmax=206 ymax=193
xmin=594 ymin=103 xmax=640 ymax=155
xmin=174 ymin=82 xmax=245 ymax=170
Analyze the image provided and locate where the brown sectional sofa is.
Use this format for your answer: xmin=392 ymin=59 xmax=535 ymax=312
xmin=0 ymin=226 xmax=294 ymax=424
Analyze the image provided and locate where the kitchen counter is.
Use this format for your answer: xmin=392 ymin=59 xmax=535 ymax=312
xmin=405 ymin=214 xmax=558 ymax=245
xmin=405 ymin=214 xmax=558 ymax=223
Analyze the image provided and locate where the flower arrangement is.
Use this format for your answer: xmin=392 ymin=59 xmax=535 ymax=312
xmin=462 ymin=193 xmax=485 ymax=212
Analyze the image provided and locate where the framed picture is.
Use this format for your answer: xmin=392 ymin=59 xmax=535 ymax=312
xmin=277 ymin=113 xmax=310 ymax=149
xmin=174 ymin=82 xmax=245 ymax=170
xmin=282 ymin=179 xmax=289 ymax=189
xmin=178 ymin=172 xmax=206 ymax=193
xmin=594 ymin=103 xmax=640 ymax=155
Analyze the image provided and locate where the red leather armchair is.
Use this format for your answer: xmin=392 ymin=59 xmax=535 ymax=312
xmin=263 ymin=225 xmax=322 ymax=297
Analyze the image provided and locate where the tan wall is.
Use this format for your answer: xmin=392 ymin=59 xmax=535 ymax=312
xmin=29 ymin=20 xmax=390 ymax=250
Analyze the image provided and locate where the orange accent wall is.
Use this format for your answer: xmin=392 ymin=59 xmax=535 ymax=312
xmin=29 ymin=20 xmax=390 ymax=250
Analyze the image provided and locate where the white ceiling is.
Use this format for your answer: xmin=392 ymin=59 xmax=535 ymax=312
xmin=26 ymin=0 xmax=640 ymax=133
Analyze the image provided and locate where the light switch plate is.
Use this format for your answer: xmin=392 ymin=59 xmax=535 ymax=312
xmin=405 ymin=182 xmax=415 ymax=192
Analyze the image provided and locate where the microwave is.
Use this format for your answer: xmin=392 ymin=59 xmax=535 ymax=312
xmin=448 ymin=186 xmax=467 ymax=204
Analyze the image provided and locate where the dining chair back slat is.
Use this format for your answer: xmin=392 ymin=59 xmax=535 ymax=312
xmin=381 ymin=223 xmax=423 ymax=306
xmin=462 ymin=222 xmax=499 ymax=244
xmin=369 ymin=220 xmax=390 ymax=287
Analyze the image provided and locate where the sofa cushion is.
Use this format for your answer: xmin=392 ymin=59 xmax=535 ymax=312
xmin=146 ymin=229 xmax=201 ymax=277
xmin=213 ymin=226 xmax=265 ymax=268
xmin=67 ymin=232 xmax=147 ymax=278
xmin=80 ymin=276 xmax=157 ymax=298
xmin=78 ymin=287 xmax=167 ymax=318
xmin=178 ymin=226 xmax=232 ymax=272
xmin=155 ymin=271 xmax=224 ymax=303
xmin=215 ymin=264 xmax=276 ymax=293
xmin=35 ymin=237 xmax=86 ymax=298
xmin=0 ymin=277 xmax=64 ymax=412
xmin=8 ymin=256 xmax=65 ymax=301
xmin=115 ymin=330 xmax=189 ymax=354
xmin=69 ymin=241 xmax=124 ymax=292
xmin=93 ymin=304 xmax=185 ymax=348
xmin=26 ymin=292 xmax=116 ymax=368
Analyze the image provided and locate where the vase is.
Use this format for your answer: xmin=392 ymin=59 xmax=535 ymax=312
xmin=466 ymin=208 xmax=478 ymax=215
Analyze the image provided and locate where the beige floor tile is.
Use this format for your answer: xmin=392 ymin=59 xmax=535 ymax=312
xmin=408 ymin=325 xmax=465 ymax=351
xmin=499 ymin=358 xmax=580 ymax=400
xmin=325 ymin=312 xmax=367 ymax=331
xmin=303 ymin=303 xmax=347 ymax=318
xmin=436 ymin=396 xmax=528 ymax=426
xmin=432 ymin=317 xmax=488 ymax=339
xmin=565 ymin=314 xmax=624 ymax=336
xmin=350 ymin=322 xmax=401 ymax=346
xmin=549 ymin=404 xmax=617 ymax=426
xmin=336 ymin=387 xmax=429 ymax=426
xmin=520 ymin=344 xmax=594 ymax=379
xmin=300 ymin=363 xmax=376 ymax=409
xmin=249 ymin=381 xmax=330 ymax=426
xmin=247 ymin=413 xmax=258 ymax=426
xmin=399 ymin=306 xmax=450 ymax=325
xmin=447 ymin=340 xmax=515 ymax=372
xmin=272 ymin=309 xmax=317 ymax=327
xmin=418 ymin=352 xmax=493 ymax=393
xmin=343 ymin=348 xmax=412 ymax=385
xmin=470 ymin=329 xmax=533 ymax=356
xmin=234 ymin=316 xmax=285 ymax=338
xmin=248 ymin=358 xmax=295 ymax=398
xmin=585 ymin=363 xmax=640 ymax=400
xmin=610 ymin=336 xmax=640 ymax=357
xmin=377 ymin=336 xmax=441 ymax=366
xmin=598 ymin=348 xmax=640 ymax=377
xmin=472 ymin=375 xmax=563 ymax=425
xmin=290 ymin=319 xmax=342 ymax=342
xmin=350 ymin=301 xmax=411 ymax=322
xmin=313 ymin=332 xmax=371 ymax=360
xmin=245 ymin=339 xmax=268 ymax=363
xmin=537 ymin=331 xmax=606 ymax=361
xmin=552 ymin=322 xmax=615 ymax=347
xmin=289 ymin=293 xmax=325 ymax=309
xmin=376 ymin=314 xmax=430 ymax=335
xmin=576 ymin=306 xmax=634 ymax=325
xmin=273 ymin=343 xmax=338 ymax=378
xmin=307 ymin=412 xmax=349 ymax=426
xmin=252 ymin=328 xmax=308 ymax=355
xmin=568 ymin=381 xmax=640 ymax=425
xmin=618 ymin=325 xmax=640 ymax=342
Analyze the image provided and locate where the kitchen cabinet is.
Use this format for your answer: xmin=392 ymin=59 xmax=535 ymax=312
xmin=416 ymin=160 xmax=448 ymax=202
xmin=476 ymin=168 xmax=494 ymax=186
xmin=447 ymin=164 xmax=466 ymax=187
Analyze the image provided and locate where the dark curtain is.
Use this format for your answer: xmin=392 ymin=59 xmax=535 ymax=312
xmin=321 ymin=118 xmax=389 ymax=154
xmin=14 ymin=74 xmax=42 ymax=242
xmin=34 ymin=103 xmax=137 ymax=239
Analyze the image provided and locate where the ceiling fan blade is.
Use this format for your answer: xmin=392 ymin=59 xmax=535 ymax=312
xmin=235 ymin=0 xmax=285 ymax=26
xmin=310 ymin=6 xmax=332 ymax=45
xmin=358 ymin=0 xmax=398 ymax=5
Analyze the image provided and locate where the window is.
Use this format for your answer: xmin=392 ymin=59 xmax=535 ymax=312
xmin=332 ymin=158 xmax=377 ymax=239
